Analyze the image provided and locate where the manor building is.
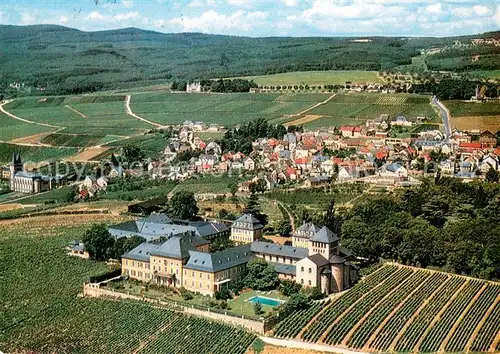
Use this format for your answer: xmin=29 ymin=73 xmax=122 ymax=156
xmin=9 ymin=153 xmax=65 ymax=194
xmin=122 ymin=215 xmax=358 ymax=296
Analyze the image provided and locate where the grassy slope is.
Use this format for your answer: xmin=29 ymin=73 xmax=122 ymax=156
xmin=0 ymin=142 xmax=78 ymax=164
xmin=236 ymin=70 xmax=382 ymax=86
xmin=445 ymin=100 xmax=500 ymax=117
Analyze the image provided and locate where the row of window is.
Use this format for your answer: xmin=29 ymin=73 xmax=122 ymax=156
xmin=125 ymin=269 xmax=151 ymax=279
xmin=124 ymin=260 xmax=150 ymax=269
xmin=300 ymin=267 xmax=313 ymax=274
xmin=184 ymin=279 xmax=211 ymax=290
xmin=261 ymin=254 xmax=296 ymax=265
xmin=299 ymin=279 xmax=312 ymax=286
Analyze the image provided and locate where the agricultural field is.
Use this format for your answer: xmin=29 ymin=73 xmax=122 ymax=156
xmin=300 ymin=93 xmax=436 ymax=129
xmin=471 ymin=70 xmax=500 ymax=80
xmin=3 ymin=95 xmax=151 ymax=138
xmin=0 ymin=142 xmax=77 ymax=164
xmin=0 ymin=214 xmax=256 ymax=354
xmin=273 ymin=263 xmax=500 ymax=354
xmin=129 ymin=92 xmax=330 ymax=126
xmin=0 ymin=111 xmax=54 ymax=141
xmin=445 ymin=100 xmax=500 ymax=131
xmin=236 ymin=70 xmax=383 ymax=86
xmin=40 ymin=133 xmax=106 ymax=147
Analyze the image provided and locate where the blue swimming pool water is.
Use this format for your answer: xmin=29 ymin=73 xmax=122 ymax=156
xmin=248 ymin=296 xmax=282 ymax=307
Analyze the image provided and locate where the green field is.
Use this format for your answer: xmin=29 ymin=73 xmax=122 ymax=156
xmin=0 ymin=112 xmax=54 ymax=141
xmin=0 ymin=215 xmax=256 ymax=354
xmin=236 ymin=70 xmax=383 ymax=86
xmin=471 ymin=70 xmax=500 ymax=80
xmin=4 ymin=95 xmax=151 ymax=137
xmin=445 ymin=100 xmax=500 ymax=117
xmin=0 ymin=142 xmax=77 ymax=164
xmin=300 ymin=93 xmax=436 ymax=128
xmin=40 ymin=133 xmax=106 ymax=147
xmin=130 ymin=92 xmax=330 ymax=126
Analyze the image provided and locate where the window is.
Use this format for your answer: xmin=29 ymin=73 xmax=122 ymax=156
xmin=199 ymin=282 xmax=202 ymax=288
xmin=125 ymin=260 xmax=128 ymax=266
xmin=192 ymin=271 xmax=195 ymax=277
xmin=301 ymin=279 xmax=304 ymax=284
xmin=200 ymin=273 xmax=202 ymax=278
xmin=170 ymin=268 xmax=173 ymax=274
xmin=192 ymin=281 xmax=194 ymax=286
xmin=207 ymin=284 xmax=210 ymax=289
xmin=301 ymin=266 xmax=304 ymax=272
xmin=308 ymin=280 xmax=312 ymax=286
xmin=309 ymin=268 xmax=312 ymax=274
xmin=132 ymin=261 xmax=135 ymax=267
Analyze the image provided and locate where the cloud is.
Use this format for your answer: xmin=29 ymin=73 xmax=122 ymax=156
xmin=472 ymin=5 xmax=492 ymax=16
xmin=227 ymin=0 xmax=254 ymax=8
xmin=426 ymin=3 xmax=444 ymax=14
xmin=21 ymin=12 xmax=36 ymax=25
xmin=114 ymin=12 xmax=140 ymax=21
xmin=495 ymin=5 xmax=500 ymax=27
xmin=453 ymin=4 xmax=492 ymax=17
xmin=59 ymin=16 xmax=69 ymax=24
xmin=122 ymin=0 xmax=134 ymax=9
xmin=169 ymin=10 xmax=269 ymax=34
xmin=188 ymin=0 xmax=216 ymax=8
xmin=282 ymin=0 xmax=298 ymax=7
xmin=87 ymin=11 xmax=108 ymax=21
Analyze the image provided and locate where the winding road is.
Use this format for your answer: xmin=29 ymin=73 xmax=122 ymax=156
xmin=124 ymin=95 xmax=163 ymax=128
xmin=433 ymin=96 xmax=452 ymax=141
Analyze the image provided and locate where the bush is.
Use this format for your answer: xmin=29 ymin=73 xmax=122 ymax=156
xmin=215 ymin=288 xmax=233 ymax=301
xmin=253 ymin=302 xmax=263 ymax=315
xmin=179 ymin=287 xmax=194 ymax=301
xmin=301 ymin=286 xmax=326 ymax=300
xmin=279 ymin=279 xmax=302 ymax=296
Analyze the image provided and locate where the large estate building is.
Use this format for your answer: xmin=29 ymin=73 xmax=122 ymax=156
xmin=121 ymin=213 xmax=358 ymax=296
xmin=9 ymin=153 xmax=65 ymax=193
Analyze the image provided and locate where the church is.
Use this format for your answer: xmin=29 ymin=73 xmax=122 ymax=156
xmin=9 ymin=153 xmax=65 ymax=194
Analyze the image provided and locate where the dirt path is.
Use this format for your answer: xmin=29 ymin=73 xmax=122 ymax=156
xmin=131 ymin=321 xmax=175 ymax=354
xmin=438 ymin=283 xmax=488 ymax=352
xmin=275 ymin=200 xmax=295 ymax=232
xmin=65 ymin=104 xmax=87 ymax=118
xmin=387 ymin=276 xmax=452 ymax=351
xmin=413 ymin=280 xmax=469 ymax=353
xmin=465 ymin=293 xmax=500 ymax=352
xmin=124 ymin=95 xmax=163 ymax=128
xmin=0 ymin=100 xmax=62 ymax=129
xmin=261 ymin=337 xmax=367 ymax=354
xmin=64 ymin=147 xmax=109 ymax=162
xmin=295 ymin=94 xmax=336 ymax=116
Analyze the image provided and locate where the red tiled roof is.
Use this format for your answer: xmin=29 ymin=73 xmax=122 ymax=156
xmin=295 ymin=158 xmax=310 ymax=164
xmin=340 ymin=126 xmax=355 ymax=132
xmin=460 ymin=142 xmax=482 ymax=149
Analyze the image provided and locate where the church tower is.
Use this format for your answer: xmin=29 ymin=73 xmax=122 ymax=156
xmin=10 ymin=152 xmax=23 ymax=190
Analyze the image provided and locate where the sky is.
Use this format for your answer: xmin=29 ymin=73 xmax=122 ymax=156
xmin=0 ymin=0 xmax=499 ymax=37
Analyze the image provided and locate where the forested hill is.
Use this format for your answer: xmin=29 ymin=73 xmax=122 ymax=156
xmin=0 ymin=24 xmax=497 ymax=96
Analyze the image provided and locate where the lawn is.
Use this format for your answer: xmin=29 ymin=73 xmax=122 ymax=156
xmin=235 ymin=70 xmax=382 ymax=86
xmin=228 ymin=290 xmax=287 ymax=318
xmin=130 ymin=92 xmax=330 ymax=126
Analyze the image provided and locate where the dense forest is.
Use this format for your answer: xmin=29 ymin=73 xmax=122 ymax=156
xmin=1 ymin=24 xmax=498 ymax=97
xmin=337 ymin=178 xmax=500 ymax=281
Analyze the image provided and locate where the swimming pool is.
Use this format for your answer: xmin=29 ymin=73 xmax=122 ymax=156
xmin=247 ymin=296 xmax=283 ymax=307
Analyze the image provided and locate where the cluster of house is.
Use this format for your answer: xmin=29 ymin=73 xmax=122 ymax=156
xmin=251 ymin=82 xmax=413 ymax=94
xmin=148 ymin=116 xmax=499 ymax=191
xmin=113 ymin=213 xmax=358 ymax=296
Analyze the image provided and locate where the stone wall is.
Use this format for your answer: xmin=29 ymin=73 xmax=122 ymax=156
xmin=83 ymin=283 xmax=268 ymax=333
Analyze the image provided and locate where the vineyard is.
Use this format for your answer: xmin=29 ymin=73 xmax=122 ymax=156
xmin=302 ymin=93 xmax=436 ymax=129
xmin=0 ymin=214 xmax=256 ymax=354
xmin=0 ymin=142 xmax=77 ymax=164
xmin=273 ymin=264 xmax=500 ymax=354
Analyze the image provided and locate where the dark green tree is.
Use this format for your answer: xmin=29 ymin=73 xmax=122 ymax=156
xmin=82 ymin=224 xmax=115 ymax=261
xmin=170 ymin=190 xmax=199 ymax=220
xmin=244 ymin=258 xmax=279 ymax=290
xmin=486 ymin=167 xmax=499 ymax=183
xmin=122 ymin=144 xmax=145 ymax=165
xmin=279 ymin=279 xmax=302 ymax=296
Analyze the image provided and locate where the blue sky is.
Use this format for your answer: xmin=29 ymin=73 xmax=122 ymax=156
xmin=0 ymin=0 xmax=498 ymax=37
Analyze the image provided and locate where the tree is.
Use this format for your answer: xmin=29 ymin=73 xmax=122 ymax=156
xmin=301 ymin=286 xmax=326 ymax=300
xmin=210 ymin=237 xmax=235 ymax=252
xmin=244 ymin=258 xmax=279 ymax=291
xmin=244 ymin=193 xmax=268 ymax=227
xmin=280 ymin=293 xmax=309 ymax=317
xmin=170 ymin=190 xmax=199 ymax=220
xmin=249 ymin=179 xmax=267 ymax=194
xmin=122 ymin=145 xmax=145 ymax=166
xmin=253 ymin=302 xmax=263 ymax=315
xmin=277 ymin=220 xmax=292 ymax=236
xmin=279 ymin=279 xmax=302 ymax=296
xmin=82 ymin=224 xmax=115 ymax=261
xmin=215 ymin=288 xmax=233 ymax=301
xmin=485 ymin=167 xmax=499 ymax=183
xmin=111 ymin=235 xmax=145 ymax=260
xmin=228 ymin=181 xmax=238 ymax=196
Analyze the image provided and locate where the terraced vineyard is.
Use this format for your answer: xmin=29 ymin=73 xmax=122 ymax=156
xmin=273 ymin=263 xmax=500 ymax=354
xmin=0 ymin=214 xmax=256 ymax=354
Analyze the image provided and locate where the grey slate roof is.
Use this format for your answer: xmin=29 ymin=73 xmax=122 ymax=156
xmin=310 ymin=226 xmax=339 ymax=244
xmin=307 ymin=254 xmax=330 ymax=267
xmin=232 ymin=214 xmax=263 ymax=230
xmin=339 ymin=246 xmax=353 ymax=258
xmin=108 ymin=213 xmax=228 ymax=241
xmin=122 ymin=242 xmax=159 ymax=262
xmin=296 ymin=222 xmax=320 ymax=234
xmin=271 ymin=262 xmax=296 ymax=276
xmin=329 ymin=255 xmax=346 ymax=264
xmin=184 ymin=244 xmax=253 ymax=273
xmin=150 ymin=236 xmax=197 ymax=260
xmin=251 ymin=241 xmax=308 ymax=259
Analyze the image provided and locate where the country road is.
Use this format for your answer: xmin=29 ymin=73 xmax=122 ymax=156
xmin=124 ymin=95 xmax=163 ymax=128
xmin=294 ymin=93 xmax=336 ymax=116
xmin=433 ymin=96 xmax=452 ymax=140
